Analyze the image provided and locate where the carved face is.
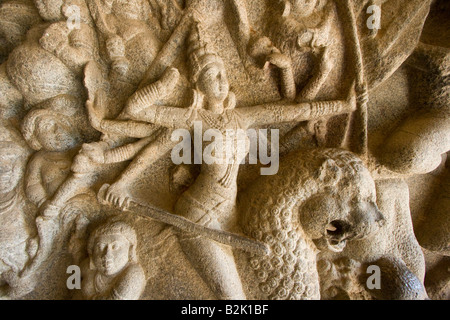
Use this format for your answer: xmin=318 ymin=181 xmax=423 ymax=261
xmin=289 ymin=0 xmax=319 ymax=18
xmin=0 ymin=143 xmax=25 ymax=194
xmin=197 ymin=62 xmax=230 ymax=106
xmin=93 ymin=234 xmax=131 ymax=276
xmin=299 ymin=169 xmax=385 ymax=252
xmin=35 ymin=115 xmax=79 ymax=152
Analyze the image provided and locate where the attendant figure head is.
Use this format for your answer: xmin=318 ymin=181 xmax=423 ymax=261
xmin=87 ymin=221 xmax=138 ymax=277
xmin=22 ymin=95 xmax=83 ymax=152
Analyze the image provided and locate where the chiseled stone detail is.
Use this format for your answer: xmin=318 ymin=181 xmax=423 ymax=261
xmin=0 ymin=0 xmax=448 ymax=300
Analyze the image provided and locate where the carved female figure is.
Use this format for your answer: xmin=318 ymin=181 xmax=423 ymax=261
xmin=109 ymin=20 xmax=356 ymax=299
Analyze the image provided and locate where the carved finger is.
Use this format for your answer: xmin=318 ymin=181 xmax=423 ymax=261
xmin=124 ymin=198 xmax=131 ymax=210
xmin=118 ymin=196 xmax=125 ymax=209
xmin=162 ymin=67 xmax=180 ymax=89
xmin=106 ymin=191 xmax=113 ymax=205
xmin=114 ymin=196 xmax=121 ymax=208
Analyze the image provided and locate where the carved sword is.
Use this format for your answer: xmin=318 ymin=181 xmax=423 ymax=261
xmin=98 ymin=184 xmax=270 ymax=256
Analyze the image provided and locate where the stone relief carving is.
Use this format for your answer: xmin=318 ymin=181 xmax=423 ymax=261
xmin=75 ymin=219 xmax=146 ymax=300
xmin=240 ymin=148 xmax=386 ymax=300
xmin=0 ymin=0 xmax=448 ymax=300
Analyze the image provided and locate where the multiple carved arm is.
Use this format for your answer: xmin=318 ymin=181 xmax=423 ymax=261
xmin=121 ymin=66 xmax=356 ymax=130
xmin=86 ymin=90 xmax=158 ymax=139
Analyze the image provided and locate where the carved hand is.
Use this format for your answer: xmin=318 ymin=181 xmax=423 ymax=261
xmin=159 ymin=67 xmax=180 ymax=93
xmin=266 ymin=52 xmax=292 ymax=70
xmin=79 ymin=142 xmax=109 ymax=164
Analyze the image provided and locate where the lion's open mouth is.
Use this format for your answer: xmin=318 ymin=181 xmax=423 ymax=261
xmin=323 ymin=220 xmax=351 ymax=252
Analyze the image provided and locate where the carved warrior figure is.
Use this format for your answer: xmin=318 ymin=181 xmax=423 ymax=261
xmin=240 ymin=148 xmax=385 ymax=300
xmin=253 ymin=0 xmax=336 ymax=102
xmin=0 ymin=123 xmax=37 ymax=298
xmin=20 ymin=94 xmax=91 ymax=209
xmin=36 ymin=59 xmax=174 ymax=217
xmin=78 ymin=220 xmax=146 ymax=300
xmin=86 ymin=0 xmax=161 ymax=82
xmin=92 ymin=20 xmax=356 ymax=299
xmin=241 ymin=0 xmax=348 ymax=151
xmin=5 ymin=1 xmax=96 ymax=93
xmin=0 ymin=0 xmax=159 ymax=121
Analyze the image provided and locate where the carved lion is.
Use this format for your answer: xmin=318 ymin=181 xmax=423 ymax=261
xmin=239 ymin=148 xmax=385 ymax=299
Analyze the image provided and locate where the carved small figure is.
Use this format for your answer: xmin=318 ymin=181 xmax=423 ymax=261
xmin=38 ymin=0 xmax=99 ymax=77
xmin=249 ymin=0 xmax=336 ymax=102
xmin=86 ymin=0 xmax=161 ymax=81
xmin=78 ymin=220 xmax=146 ymax=300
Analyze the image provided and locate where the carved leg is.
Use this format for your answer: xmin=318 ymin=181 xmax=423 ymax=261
xmin=179 ymin=236 xmax=246 ymax=300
